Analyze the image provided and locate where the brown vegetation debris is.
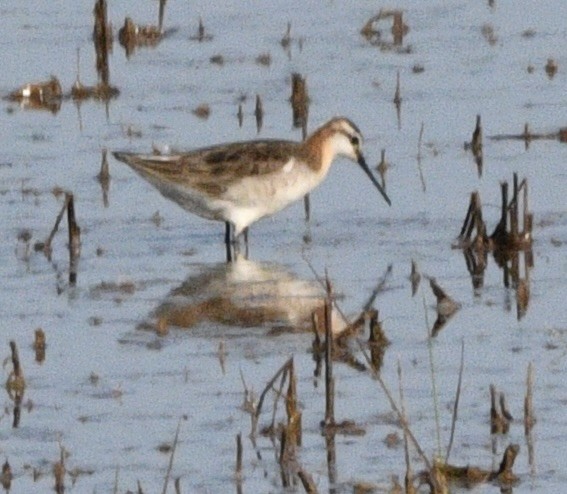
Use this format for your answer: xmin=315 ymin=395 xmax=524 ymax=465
xmin=5 ymin=76 xmax=62 ymax=113
xmin=545 ymin=58 xmax=558 ymax=78
xmin=118 ymin=17 xmax=162 ymax=57
xmin=33 ymin=328 xmax=47 ymax=363
xmin=5 ymin=341 xmax=26 ymax=402
xmin=361 ymin=10 xmax=410 ymax=52
xmin=1 ymin=460 xmax=12 ymax=491
xmin=192 ymin=103 xmax=211 ymax=119
xmin=255 ymin=52 xmax=272 ymax=66
xmin=190 ymin=17 xmax=213 ymax=42
xmin=429 ymin=278 xmax=460 ymax=336
xmin=420 ymin=444 xmax=520 ymax=490
xmin=490 ymin=384 xmax=512 ymax=434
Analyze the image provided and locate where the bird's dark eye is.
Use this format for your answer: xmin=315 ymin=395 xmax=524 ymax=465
xmin=350 ymin=136 xmax=360 ymax=147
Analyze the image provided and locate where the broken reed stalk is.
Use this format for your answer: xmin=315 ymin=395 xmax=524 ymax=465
xmin=161 ymin=418 xmax=182 ymax=494
xmin=524 ymin=362 xmax=536 ymax=471
xmin=490 ymin=384 xmax=510 ymax=434
xmin=158 ymin=0 xmax=167 ymax=32
xmin=43 ymin=197 xmax=69 ymax=259
xmin=297 ymin=468 xmax=318 ymax=494
xmin=416 ymin=122 xmax=426 ymax=192
xmin=33 ymin=328 xmax=46 ymax=363
xmin=98 ymin=148 xmax=110 ymax=207
xmin=445 ymin=339 xmax=465 ymax=462
xmin=93 ymin=0 xmax=110 ymax=85
xmin=237 ymin=103 xmax=244 ymax=127
xmin=323 ymin=274 xmax=335 ymax=427
xmin=235 ymin=432 xmax=243 ymax=493
xmin=6 ymin=340 xmax=26 ymax=426
xmin=252 ymin=357 xmax=293 ymax=438
xmin=290 ymin=72 xmax=309 ymax=134
xmin=285 ymin=359 xmax=302 ymax=448
xmin=393 ymin=70 xmax=402 ymax=106
xmin=67 ymin=193 xmax=81 ymax=285
xmin=524 ymin=362 xmax=535 ymax=434
xmin=53 ymin=442 xmax=66 ymax=494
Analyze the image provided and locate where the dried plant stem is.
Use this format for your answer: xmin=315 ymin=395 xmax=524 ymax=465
xmin=252 ymin=357 xmax=293 ymax=437
xmin=424 ymin=295 xmax=442 ymax=455
xmin=43 ymin=198 xmax=68 ymax=258
xmin=524 ymin=362 xmax=536 ymax=472
xmin=161 ymin=418 xmax=182 ymax=494
xmin=324 ymin=275 xmax=335 ymax=427
xmin=445 ymin=340 xmax=465 ymax=462
xmin=297 ymin=468 xmax=318 ymax=493
xmin=397 ymin=360 xmax=414 ymax=493
xmin=357 ymin=340 xmax=430 ymax=469
xmin=67 ymin=193 xmax=81 ymax=285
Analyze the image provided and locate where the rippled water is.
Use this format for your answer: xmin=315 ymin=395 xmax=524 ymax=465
xmin=1 ymin=0 xmax=566 ymax=492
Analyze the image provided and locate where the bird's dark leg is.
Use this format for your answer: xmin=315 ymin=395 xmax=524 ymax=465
xmin=224 ymin=222 xmax=233 ymax=263
xmin=304 ymin=194 xmax=311 ymax=222
xmin=243 ymin=227 xmax=249 ymax=259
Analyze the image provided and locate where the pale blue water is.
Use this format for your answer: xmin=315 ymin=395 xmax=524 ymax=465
xmin=1 ymin=0 xmax=566 ymax=492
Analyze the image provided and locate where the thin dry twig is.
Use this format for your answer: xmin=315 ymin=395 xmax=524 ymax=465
xmin=161 ymin=418 xmax=182 ymax=494
xmin=445 ymin=340 xmax=465 ymax=462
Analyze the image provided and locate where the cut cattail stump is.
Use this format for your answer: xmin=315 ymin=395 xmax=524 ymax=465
xmin=524 ymin=362 xmax=536 ymax=471
xmin=524 ymin=362 xmax=536 ymax=434
xmin=410 ymin=259 xmax=421 ymax=296
xmin=53 ymin=443 xmax=66 ymax=494
xmin=393 ymin=71 xmax=402 ymax=128
xmin=289 ymin=73 xmax=310 ymax=221
xmin=429 ymin=277 xmax=460 ymax=336
xmin=464 ymin=114 xmax=483 ymax=176
xmin=323 ymin=276 xmax=335 ymax=429
xmin=454 ymin=174 xmax=533 ymax=317
xmin=6 ymin=341 xmax=25 ymax=428
xmin=319 ymin=276 xmax=366 ymax=435
xmin=237 ymin=103 xmax=244 ymax=127
xmin=1 ymin=461 xmax=12 ymax=491
xmin=93 ymin=0 xmax=112 ymax=86
xmin=490 ymin=384 xmax=511 ymax=434
xmin=71 ymin=1 xmax=119 ymax=104
xmin=97 ymin=148 xmax=111 ymax=207
xmin=281 ymin=22 xmax=292 ymax=50
xmin=235 ymin=433 xmax=243 ymax=480
xmin=254 ymin=94 xmax=263 ymax=133
xmin=368 ymin=310 xmax=389 ymax=372
xmin=472 ymin=114 xmax=483 ymax=176
xmin=376 ymin=149 xmax=389 ymax=187
xmin=189 ymin=17 xmax=212 ymax=42
xmin=33 ymin=328 xmax=47 ymax=363
xmin=290 ymin=73 xmax=309 ymax=135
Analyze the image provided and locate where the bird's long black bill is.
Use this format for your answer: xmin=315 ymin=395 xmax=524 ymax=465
xmin=357 ymin=152 xmax=392 ymax=206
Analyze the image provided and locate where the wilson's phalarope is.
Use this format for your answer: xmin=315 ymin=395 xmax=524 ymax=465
xmin=113 ymin=117 xmax=391 ymax=258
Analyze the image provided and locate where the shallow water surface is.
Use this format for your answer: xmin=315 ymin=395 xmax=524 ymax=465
xmin=1 ymin=0 xmax=566 ymax=492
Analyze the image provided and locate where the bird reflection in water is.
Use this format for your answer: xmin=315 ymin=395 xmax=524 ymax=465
xmin=140 ymin=258 xmax=352 ymax=336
